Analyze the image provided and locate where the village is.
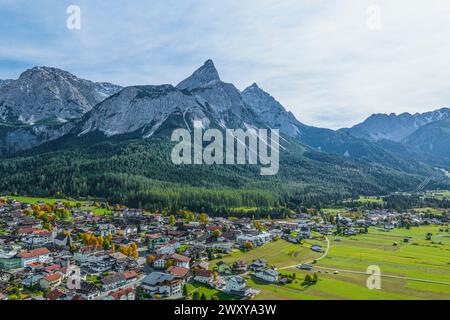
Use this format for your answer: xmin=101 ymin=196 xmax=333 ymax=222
xmin=0 ymin=196 xmax=448 ymax=301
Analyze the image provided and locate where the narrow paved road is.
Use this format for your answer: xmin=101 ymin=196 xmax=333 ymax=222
xmin=278 ymin=237 xmax=330 ymax=271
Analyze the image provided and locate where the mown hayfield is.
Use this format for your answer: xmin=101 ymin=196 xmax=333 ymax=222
xmin=211 ymin=226 xmax=450 ymax=300
xmin=211 ymin=239 xmax=323 ymax=269
xmin=269 ymin=226 xmax=450 ymax=300
xmin=2 ymin=195 xmax=113 ymax=216
xmin=356 ymin=196 xmax=385 ymax=204
xmin=2 ymin=195 xmax=76 ymax=205
xmin=186 ymin=282 xmax=239 ymax=300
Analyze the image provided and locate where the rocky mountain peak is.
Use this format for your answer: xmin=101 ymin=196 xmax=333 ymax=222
xmin=177 ymin=59 xmax=221 ymax=91
xmin=242 ymin=83 xmax=306 ymax=137
xmin=343 ymin=107 xmax=450 ymax=142
xmin=0 ymin=66 xmax=121 ymax=124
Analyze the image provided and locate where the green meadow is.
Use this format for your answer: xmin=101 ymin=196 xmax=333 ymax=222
xmin=185 ymin=282 xmax=238 ymax=300
xmin=2 ymin=195 xmax=113 ymax=216
xmin=211 ymin=239 xmax=323 ymax=269
xmin=245 ymin=226 xmax=450 ymax=300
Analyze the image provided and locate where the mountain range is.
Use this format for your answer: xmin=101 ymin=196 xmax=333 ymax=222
xmin=0 ymin=60 xmax=448 ymax=210
xmin=0 ymin=67 xmax=122 ymax=154
xmin=342 ymin=108 xmax=450 ymax=166
xmin=342 ymin=108 xmax=450 ymax=142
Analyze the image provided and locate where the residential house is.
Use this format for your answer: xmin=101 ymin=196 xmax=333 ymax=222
xmin=255 ymin=269 xmax=279 ymax=283
xmin=46 ymin=289 xmax=67 ymax=301
xmin=194 ymin=269 xmax=214 ymax=286
xmin=167 ymin=266 xmax=189 ymax=280
xmin=170 ymin=253 xmax=191 ymax=269
xmin=192 ymin=260 xmax=209 ymax=271
xmin=22 ymin=229 xmax=52 ymax=248
xmin=236 ymin=232 xmax=272 ymax=247
xmin=74 ymin=246 xmax=103 ymax=263
xmin=101 ymin=273 xmax=126 ymax=292
xmin=86 ymin=254 xmax=116 ymax=274
xmin=123 ymin=270 xmax=139 ymax=283
xmin=226 ymin=276 xmax=246 ymax=292
xmin=76 ymin=280 xmax=101 ymax=300
xmin=140 ymin=272 xmax=182 ymax=298
xmin=40 ymin=273 xmax=62 ymax=290
xmin=225 ymin=276 xmax=253 ymax=297
xmin=233 ymin=260 xmax=248 ymax=274
xmin=154 ymin=253 xmax=190 ymax=270
xmin=156 ymin=242 xmax=181 ymax=255
xmin=249 ymin=259 xmax=266 ymax=272
xmin=18 ymin=248 xmax=51 ymax=267
xmin=107 ymin=287 xmax=135 ymax=300
xmin=148 ymin=235 xmax=168 ymax=251
xmin=22 ymin=274 xmax=44 ymax=288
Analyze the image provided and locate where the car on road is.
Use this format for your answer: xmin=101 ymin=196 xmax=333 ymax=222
xmin=297 ymin=264 xmax=313 ymax=271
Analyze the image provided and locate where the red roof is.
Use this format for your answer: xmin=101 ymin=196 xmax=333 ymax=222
xmin=167 ymin=266 xmax=189 ymax=278
xmin=123 ymin=271 xmax=138 ymax=280
xmin=17 ymin=228 xmax=36 ymax=234
xmin=195 ymin=269 xmax=212 ymax=278
xmin=110 ymin=287 xmax=134 ymax=300
xmin=170 ymin=253 xmax=191 ymax=263
xmin=34 ymin=229 xmax=51 ymax=235
xmin=45 ymin=265 xmax=60 ymax=272
xmin=44 ymin=273 xmax=61 ymax=282
xmin=19 ymin=247 xmax=50 ymax=259
xmin=29 ymin=262 xmax=43 ymax=268
xmin=46 ymin=289 xmax=65 ymax=300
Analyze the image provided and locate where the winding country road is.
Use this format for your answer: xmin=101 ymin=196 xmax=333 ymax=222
xmin=278 ymin=237 xmax=450 ymax=286
xmin=278 ymin=237 xmax=330 ymax=271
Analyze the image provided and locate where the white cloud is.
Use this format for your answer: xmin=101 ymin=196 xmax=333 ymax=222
xmin=1 ymin=0 xmax=450 ymax=129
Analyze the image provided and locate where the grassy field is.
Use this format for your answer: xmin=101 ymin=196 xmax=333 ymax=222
xmin=342 ymin=196 xmax=385 ymax=205
xmin=356 ymin=196 xmax=385 ymax=204
xmin=412 ymin=207 xmax=446 ymax=215
xmin=186 ymin=282 xmax=238 ymax=300
xmin=211 ymin=239 xmax=323 ymax=269
xmin=2 ymin=195 xmax=77 ymax=205
xmin=321 ymin=208 xmax=346 ymax=213
xmin=2 ymin=195 xmax=113 ymax=216
xmin=247 ymin=226 xmax=450 ymax=300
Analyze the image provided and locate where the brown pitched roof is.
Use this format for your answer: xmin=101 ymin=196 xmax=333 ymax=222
xmin=46 ymin=289 xmax=65 ymax=300
xmin=44 ymin=273 xmax=62 ymax=282
xmin=170 ymin=253 xmax=191 ymax=263
xmin=195 ymin=269 xmax=212 ymax=278
xmin=123 ymin=271 xmax=138 ymax=280
xmin=110 ymin=287 xmax=134 ymax=300
xmin=18 ymin=247 xmax=50 ymax=259
xmin=167 ymin=266 xmax=189 ymax=278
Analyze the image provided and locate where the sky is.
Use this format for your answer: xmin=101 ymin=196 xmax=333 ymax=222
xmin=1 ymin=0 xmax=450 ymax=129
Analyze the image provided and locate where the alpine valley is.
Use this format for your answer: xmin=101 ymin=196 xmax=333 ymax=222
xmin=0 ymin=60 xmax=449 ymax=213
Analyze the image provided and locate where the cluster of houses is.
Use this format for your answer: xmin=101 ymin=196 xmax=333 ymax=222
xmin=0 ymin=198 xmax=283 ymax=300
xmin=0 ymin=197 xmax=448 ymax=300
